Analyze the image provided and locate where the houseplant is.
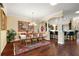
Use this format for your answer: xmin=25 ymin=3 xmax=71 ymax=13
xmin=7 ymin=29 xmax=16 ymax=42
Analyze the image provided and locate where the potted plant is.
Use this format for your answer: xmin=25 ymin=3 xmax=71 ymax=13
xmin=7 ymin=29 xmax=16 ymax=43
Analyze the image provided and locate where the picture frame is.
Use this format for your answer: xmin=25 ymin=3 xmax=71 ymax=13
xmin=18 ymin=21 xmax=29 ymax=32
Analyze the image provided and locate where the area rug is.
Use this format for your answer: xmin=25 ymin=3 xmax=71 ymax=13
xmin=13 ymin=41 xmax=50 ymax=55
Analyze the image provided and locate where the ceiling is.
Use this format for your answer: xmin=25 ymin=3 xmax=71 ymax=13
xmin=3 ymin=3 xmax=79 ymax=21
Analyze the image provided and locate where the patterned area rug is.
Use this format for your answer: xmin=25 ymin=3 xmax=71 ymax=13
xmin=13 ymin=41 xmax=50 ymax=55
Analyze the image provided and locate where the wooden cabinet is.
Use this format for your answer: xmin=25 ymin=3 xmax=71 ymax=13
xmin=0 ymin=7 xmax=7 ymax=30
xmin=0 ymin=4 xmax=7 ymax=55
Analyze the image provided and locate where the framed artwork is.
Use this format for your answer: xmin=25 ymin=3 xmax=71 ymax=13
xmin=18 ymin=21 xmax=34 ymax=32
xmin=40 ymin=22 xmax=46 ymax=32
xmin=41 ymin=25 xmax=44 ymax=32
xmin=18 ymin=21 xmax=29 ymax=32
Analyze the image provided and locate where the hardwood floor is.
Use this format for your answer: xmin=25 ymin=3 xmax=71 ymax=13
xmin=1 ymin=42 xmax=14 ymax=56
xmin=1 ymin=39 xmax=79 ymax=56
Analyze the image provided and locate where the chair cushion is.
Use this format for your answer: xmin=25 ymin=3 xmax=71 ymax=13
xmin=19 ymin=35 xmax=26 ymax=40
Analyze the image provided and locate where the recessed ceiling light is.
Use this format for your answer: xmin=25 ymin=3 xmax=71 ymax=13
xmin=75 ymin=11 xmax=79 ymax=13
xmin=49 ymin=2 xmax=57 ymax=6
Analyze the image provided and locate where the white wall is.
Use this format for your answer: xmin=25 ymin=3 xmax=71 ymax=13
xmin=72 ymin=17 xmax=79 ymax=30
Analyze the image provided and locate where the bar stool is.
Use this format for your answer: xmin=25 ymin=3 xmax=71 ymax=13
xmin=67 ymin=32 xmax=74 ymax=40
xmin=64 ymin=31 xmax=67 ymax=40
xmin=55 ymin=31 xmax=58 ymax=39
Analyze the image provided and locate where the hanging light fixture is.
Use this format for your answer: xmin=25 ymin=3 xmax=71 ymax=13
xmin=29 ymin=11 xmax=37 ymax=26
xmin=49 ymin=1 xmax=58 ymax=6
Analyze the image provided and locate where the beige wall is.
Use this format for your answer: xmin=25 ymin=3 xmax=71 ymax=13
xmin=7 ymin=16 xmax=18 ymax=31
xmin=7 ymin=16 xmax=31 ymax=32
